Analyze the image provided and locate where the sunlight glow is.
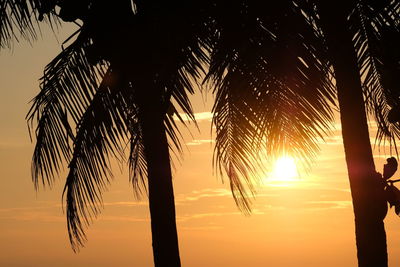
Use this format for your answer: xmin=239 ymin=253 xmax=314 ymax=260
xmin=264 ymin=156 xmax=299 ymax=186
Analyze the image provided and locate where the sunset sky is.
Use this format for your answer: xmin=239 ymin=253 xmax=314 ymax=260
xmin=1 ymin=24 xmax=400 ymax=267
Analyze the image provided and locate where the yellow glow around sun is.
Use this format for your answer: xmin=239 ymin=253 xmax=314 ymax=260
xmin=265 ymin=156 xmax=299 ymax=185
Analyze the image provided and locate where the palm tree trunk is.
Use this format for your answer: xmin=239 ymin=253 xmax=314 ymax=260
xmin=137 ymin=91 xmax=181 ymax=267
xmin=318 ymin=2 xmax=388 ymax=266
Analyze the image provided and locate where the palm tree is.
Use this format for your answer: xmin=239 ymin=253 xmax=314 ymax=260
xmin=2 ymin=1 xmax=212 ymax=266
xmin=315 ymin=2 xmax=398 ymax=265
xmin=207 ymin=0 xmax=399 ymax=266
xmin=3 ymin=1 xmax=399 ymax=266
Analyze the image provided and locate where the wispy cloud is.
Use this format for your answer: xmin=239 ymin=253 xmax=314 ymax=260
xmin=320 ymin=135 xmax=343 ymax=145
xmin=103 ymin=201 xmax=148 ymax=207
xmin=186 ymin=139 xmax=215 ymax=146
xmin=303 ymin=200 xmax=352 ymax=210
xmin=99 ymin=215 xmax=149 ymax=222
xmin=177 ymin=211 xmax=241 ymax=222
xmin=176 ymin=188 xmax=232 ymax=203
xmin=262 ymin=200 xmax=351 ymax=211
xmin=0 ymin=207 xmax=64 ymax=222
xmin=173 ymin=112 xmax=213 ymax=122
xmin=179 ymin=225 xmax=223 ymax=231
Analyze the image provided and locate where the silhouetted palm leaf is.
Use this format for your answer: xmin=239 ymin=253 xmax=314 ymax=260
xmin=0 ymin=0 xmax=59 ymax=48
xmin=25 ymin=1 xmax=213 ymax=252
xmin=27 ymin=30 xmax=106 ymax=188
xmin=63 ymin=69 xmax=132 ymax=250
xmin=208 ymin=0 xmax=335 ymax=211
xmin=349 ymin=0 xmax=400 ymax=150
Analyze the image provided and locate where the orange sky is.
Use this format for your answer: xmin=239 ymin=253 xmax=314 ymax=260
xmin=1 ymin=24 xmax=400 ymax=267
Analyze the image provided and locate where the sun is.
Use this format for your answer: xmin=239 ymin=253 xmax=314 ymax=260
xmin=265 ymin=156 xmax=299 ymax=185
xmin=272 ymin=156 xmax=298 ymax=180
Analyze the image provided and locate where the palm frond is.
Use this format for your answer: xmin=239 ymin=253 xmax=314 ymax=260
xmin=130 ymin=0 xmax=213 ymax=154
xmin=63 ymin=69 xmax=131 ymax=251
xmin=27 ymin=1 xmax=215 ymax=250
xmin=27 ymin=30 xmax=107 ymax=188
xmin=351 ymin=0 xmax=400 ymax=151
xmin=0 ymin=0 xmax=59 ymax=48
xmin=208 ymin=0 xmax=336 ymax=211
xmin=212 ymin=74 xmax=260 ymax=213
xmin=121 ymin=87 xmax=148 ymax=199
xmin=128 ymin=124 xmax=148 ymax=198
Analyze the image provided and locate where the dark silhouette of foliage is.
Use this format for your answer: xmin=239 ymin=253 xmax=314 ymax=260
xmin=3 ymin=1 xmax=213 ymax=266
xmin=206 ymin=1 xmax=399 ymax=266
xmin=207 ymin=1 xmax=336 ymax=211
xmin=2 ymin=0 xmax=400 ymax=266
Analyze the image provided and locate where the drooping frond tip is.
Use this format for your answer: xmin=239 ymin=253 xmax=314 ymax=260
xmin=27 ymin=31 xmax=106 ymax=189
xmin=62 ymin=68 xmax=137 ymax=251
xmin=0 ymin=0 xmax=59 ymax=49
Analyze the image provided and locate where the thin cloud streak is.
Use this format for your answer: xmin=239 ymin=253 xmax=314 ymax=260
xmin=177 ymin=211 xmax=241 ymax=222
xmin=186 ymin=139 xmax=215 ymax=146
xmin=176 ymin=188 xmax=231 ymax=203
xmin=173 ymin=112 xmax=213 ymax=122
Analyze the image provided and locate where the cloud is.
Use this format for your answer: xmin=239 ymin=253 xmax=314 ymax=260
xmin=261 ymin=199 xmax=352 ymax=211
xmin=0 ymin=201 xmax=150 ymax=223
xmin=173 ymin=112 xmax=213 ymax=122
xmin=186 ymin=139 xmax=215 ymax=146
xmin=303 ymin=200 xmax=352 ymax=210
xmin=176 ymin=188 xmax=232 ymax=203
xmin=99 ymin=215 xmax=148 ymax=222
xmin=177 ymin=211 xmax=241 ymax=222
xmin=0 ymin=207 xmax=64 ymax=222
xmin=179 ymin=225 xmax=223 ymax=231
xmin=320 ymin=135 xmax=343 ymax=145
xmin=103 ymin=201 xmax=148 ymax=207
